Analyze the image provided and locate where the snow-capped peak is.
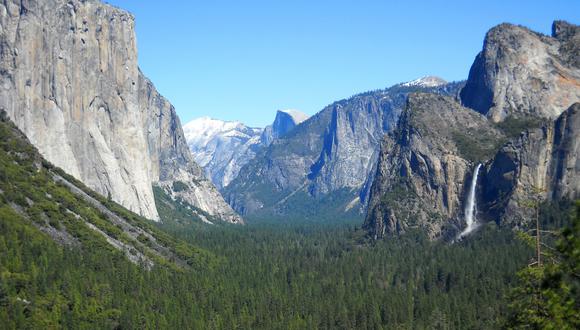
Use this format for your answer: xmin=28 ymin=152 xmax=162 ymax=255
xmin=182 ymin=117 xmax=257 ymax=145
xmin=401 ymin=76 xmax=447 ymax=88
xmin=182 ymin=110 xmax=308 ymax=189
xmin=183 ymin=116 xmax=265 ymax=188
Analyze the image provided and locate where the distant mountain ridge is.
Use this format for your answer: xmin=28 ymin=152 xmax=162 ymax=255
xmin=223 ymin=77 xmax=464 ymax=220
xmin=260 ymin=109 xmax=310 ymax=146
xmin=183 ymin=116 xmax=262 ymax=188
xmin=184 ymin=109 xmax=309 ymax=189
xmin=401 ymin=76 xmax=447 ymax=88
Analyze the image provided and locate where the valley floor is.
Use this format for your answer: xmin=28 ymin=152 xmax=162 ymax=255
xmin=2 ymin=209 xmax=539 ymax=329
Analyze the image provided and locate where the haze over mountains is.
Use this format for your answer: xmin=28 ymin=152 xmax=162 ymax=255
xmin=223 ymin=79 xmax=465 ymax=220
xmin=182 ymin=21 xmax=579 ymax=242
xmin=184 ymin=77 xmax=453 ymax=195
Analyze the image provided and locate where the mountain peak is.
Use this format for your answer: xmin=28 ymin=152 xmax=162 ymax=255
xmin=401 ymin=76 xmax=447 ymax=88
xmin=183 ymin=117 xmax=258 ymax=148
xmin=263 ymin=109 xmax=309 ymax=144
xmin=461 ymin=21 xmax=580 ymax=121
xmin=277 ymin=109 xmax=309 ymax=124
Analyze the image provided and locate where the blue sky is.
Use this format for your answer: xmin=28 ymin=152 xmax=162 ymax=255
xmin=107 ymin=1 xmax=579 ymax=127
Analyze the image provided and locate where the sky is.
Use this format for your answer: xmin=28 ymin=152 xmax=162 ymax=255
xmin=106 ymin=1 xmax=579 ymax=127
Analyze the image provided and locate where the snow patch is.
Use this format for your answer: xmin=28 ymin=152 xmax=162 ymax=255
xmin=401 ymin=76 xmax=447 ymax=88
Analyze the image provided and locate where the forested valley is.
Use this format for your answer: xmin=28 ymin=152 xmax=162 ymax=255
xmin=3 ymin=189 xmax=577 ymax=329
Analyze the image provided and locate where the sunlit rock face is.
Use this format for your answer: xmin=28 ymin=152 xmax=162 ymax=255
xmin=461 ymin=21 xmax=580 ymax=122
xmin=363 ymin=94 xmax=504 ymax=239
xmin=224 ymin=79 xmax=464 ymax=218
xmin=0 ymin=0 xmax=241 ymax=223
xmin=365 ymin=21 xmax=580 ymax=240
xmin=481 ymin=103 xmax=580 ymax=227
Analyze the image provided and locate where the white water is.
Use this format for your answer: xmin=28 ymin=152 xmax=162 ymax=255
xmin=460 ymin=164 xmax=482 ymax=237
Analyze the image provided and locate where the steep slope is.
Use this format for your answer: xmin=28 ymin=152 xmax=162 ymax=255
xmin=183 ymin=109 xmax=308 ymax=190
xmin=139 ymin=74 xmax=242 ymax=223
xmin=0 ymin=0 xmax=240 ymax=223
xmin=482 ymin=103 xmax=580 ymax=226
xmin=225 ymin=79 xmax=464 ymax=219
xmin=0 ymin=111 xmax=233 ymax=328
xmin=366 ymin=21 xmax=580 ymax=240
xmin=460 ymin=21 xmax=580 ymax=122
xmin=0 ymin=110 xmax=212 ymax=269
xmin=364 ymin=94 xmax=505 ymax=239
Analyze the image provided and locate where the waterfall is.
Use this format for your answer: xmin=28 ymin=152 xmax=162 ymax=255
xmin=460 ymin=163 xmax=482 ymax=237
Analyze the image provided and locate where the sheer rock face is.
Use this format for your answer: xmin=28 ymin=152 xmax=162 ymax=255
xmin=365 ymin=22 xmax=580 ymax=240
xmin=224 ymin=81 xmax=464 ymax=217
xmin=260 ymin=109 xmax=309 ymax=146
xmin=0 ymin=0 xmax=241 ymax=223
xmin=363 ymin=94 xmax=504 ymax=239
xmin=460 ymin=21 xmax=580 ymax=122
xmin=482 ymin=103 xmax=580 ymax=227
xmin=139 ymin=74 xmax=242 ymax=223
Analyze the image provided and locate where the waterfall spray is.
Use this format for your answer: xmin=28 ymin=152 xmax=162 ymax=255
xmin=460 ymin=164 xmax=482 ymax=237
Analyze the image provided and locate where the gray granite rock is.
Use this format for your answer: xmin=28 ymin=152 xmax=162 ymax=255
xmin=363 ymin=94 xmax=504 ymax=239
xmin=482 ymin=103 xmax=580 ymax=227
xmin=461 ymin=21 xmax=580 ymax=122
xmin=366 ymin=22 xmax=580 ymax=239
xmin=224 ymin=80 xmax=463 ymax=218
xmin=183 ymin=109 xmax=308 ymax=190
xmin=0 ymin=0 xmax=241 ymax=223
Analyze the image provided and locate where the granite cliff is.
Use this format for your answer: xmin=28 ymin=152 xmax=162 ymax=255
xmin=224 ymin=79 xmax=464 ymax=219
xmin=482 ymin=103 xmax=580 ymax=227
xmin=460 ymin=21 xmax=580 ymax=122
xmin=0 ymin=0 xmax=241 ymax=223
xmin=364 ymin=94 xmax=506 ymax=238
xmin=365 ymin=21 xmax=579 ymax=239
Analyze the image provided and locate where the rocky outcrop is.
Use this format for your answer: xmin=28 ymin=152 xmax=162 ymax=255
xmin=363 ymin=93 xmax=505 ymax=239
xmin=225 ymin=80 xmax=464 ymax=218
xmin=0 ymin=0 xmax=241 ymax=223
xmin=552 ymin=21 xmax=580 ymax=70
xmin=260 ymin=109 xmax=309 ymax=146
xmin=481 ymin=103 xmax=580 ymax=227
xmin=460 ymin=21 xmax=580 ymax=122
xmin=139 ymin=74 xmax=242 ymax=223
xmin=366 ymin=22 xmax=580 ymax=239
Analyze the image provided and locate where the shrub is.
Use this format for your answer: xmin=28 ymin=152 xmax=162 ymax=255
xmin=172 ymin=181 xmax=189 ymax=193
xmin=495 ymin=116 xmax=542 ymax=138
